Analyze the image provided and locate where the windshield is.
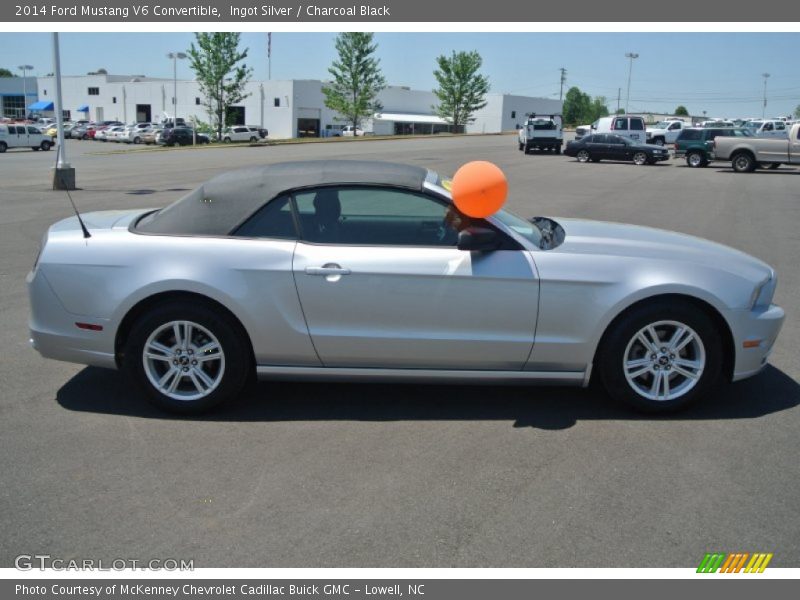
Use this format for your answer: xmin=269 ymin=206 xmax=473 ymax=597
xmin=429 ymin=172 xmax=546 ymax=248
xmin=653 ymin=121 xmax=670 ymax=129
xmin=492 ymin=209 xmax=545 ymax=248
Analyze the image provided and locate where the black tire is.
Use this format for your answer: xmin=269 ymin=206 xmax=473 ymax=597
xmin=576 ymin=149 xmax=591 ymax=163
xmin=223 ymin=137 xmax=231 ymax=143
xmin=133 ymin=136 xmax=141 ymax=144
xmin=518 ymin=142 xmax=523 ymax=151
xmin=123 ymin=301 xmax=252 ymax=414
xmin=731 ymin=152 xmax=756 ymax=173
xmin=555 ymin=145 xmax=562 ymax=155
xmin=0 ymin=141 xmax=6 ymax=153
xmin=633 ymin=151 xmax=648 ymax=165
xmin=597 ymin=300 xmax=722 ymax=413
xmin=653 ymin=137 xmax=665 ymax=146
xmin=686 ymin=151 xmax=707 ymax=168
xmin=40 ymin=140 xmax=51 ymax=151
xmin=249 ymin=136 xmax=257 ymax=142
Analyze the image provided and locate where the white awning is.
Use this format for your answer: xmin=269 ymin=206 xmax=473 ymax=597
xmin=373 ymin=112 xmax=449 ymax=124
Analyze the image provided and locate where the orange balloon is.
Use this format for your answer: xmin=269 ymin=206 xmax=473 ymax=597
xmin=450 ymin=161 xmax=508 ymax=218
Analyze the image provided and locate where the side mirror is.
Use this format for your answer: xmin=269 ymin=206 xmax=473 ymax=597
xmin=457 ymin=226 xmax=501 ymax=252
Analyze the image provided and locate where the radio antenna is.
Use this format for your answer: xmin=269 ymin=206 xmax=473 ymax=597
xmin=54 ymin=161 xmax=91 ymax=238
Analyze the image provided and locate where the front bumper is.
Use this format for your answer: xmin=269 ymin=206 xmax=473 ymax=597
xmin=729 ymin=303 xmax=785 ymax=381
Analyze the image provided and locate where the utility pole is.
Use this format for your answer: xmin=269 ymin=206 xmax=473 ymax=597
xmin=762 ymin=73 xmax=770 ymax=119
xmin=51 ymin=33 xmax=75 ymax=190
xmin=625 ymin=52 xmax=639 ymax=114
xmin=559 ymin=67 xmax=567 ymax=101
xmin=616 ymin=87 xmax=621 ymax=114
xmin=268 ymin=33 xmax=272 ymax=80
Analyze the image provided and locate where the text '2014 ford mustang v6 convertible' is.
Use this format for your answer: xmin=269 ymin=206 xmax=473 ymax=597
xmin=28 ymin=160 xmax=784 ymax=414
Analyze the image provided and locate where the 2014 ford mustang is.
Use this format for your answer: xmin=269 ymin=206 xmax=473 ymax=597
xmin=28 ymin=160 xmax=784 ymax=413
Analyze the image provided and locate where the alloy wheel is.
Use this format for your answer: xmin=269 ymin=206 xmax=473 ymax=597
xmin=622 ymin=320 xmax=705 ymax=401
xmin=142 ymin=320 xmax=226 ymax=401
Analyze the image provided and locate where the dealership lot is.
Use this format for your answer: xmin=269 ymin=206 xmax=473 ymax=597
xmin=1 ymin=135 xmax=798 ymax=567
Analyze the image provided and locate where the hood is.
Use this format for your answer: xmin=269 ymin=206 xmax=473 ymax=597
xmin=555 ymin=218 xmax=772 ymax=283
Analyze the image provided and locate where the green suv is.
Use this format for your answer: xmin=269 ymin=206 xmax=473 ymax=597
xmin=674 ymin=127 xmax=753 ymax=167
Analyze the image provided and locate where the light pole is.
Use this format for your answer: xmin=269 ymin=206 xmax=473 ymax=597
xmin=761 ymin=73 xmax=770 ymax=119
xmin=624 ymin=52 xmax=639 ymax=114
xmin=51 ymin=33 xmax=75 ymax=190
xmin=167 ymin=52 xmax=187 ymax=126
xmin=17 ymin=64 xmax=33 ymax=120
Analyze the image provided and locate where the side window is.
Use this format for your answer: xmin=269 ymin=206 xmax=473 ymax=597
xmin=28 ymin=126 xmax=40 ymax=134
xmin=233 ymin=196 xmax=297 ymax=240
xmin=294 ymin=187 xmax=463 ymax=247
xmin=669 ymin=122 xmax=680 ymax=130
xmin=763 ymin=122 xmax=773 ymax=131
xmin=630 ymin=118 xmax=644 ymax=131
xmin=607 ymin=135 xmax=624 ymax=145
xmin=775 ymin=121 xmax=785 ymax=131
xmin=613 ymin=118 xmax=628 ymax=130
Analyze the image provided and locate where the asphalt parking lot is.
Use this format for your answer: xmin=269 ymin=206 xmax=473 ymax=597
xmin=1 ymin=135 xmax=798 ymax=568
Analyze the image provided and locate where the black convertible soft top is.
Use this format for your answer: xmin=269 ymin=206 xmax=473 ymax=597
xmin=135 ymin=160 xmax=430 ymax=236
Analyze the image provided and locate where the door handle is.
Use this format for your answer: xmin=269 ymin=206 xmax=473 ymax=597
xmin=305 ymin=264 xmax=351 ymax=276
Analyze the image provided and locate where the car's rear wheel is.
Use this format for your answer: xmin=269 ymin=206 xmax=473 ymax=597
xmin=732 ymin=152 xmax=756 ymax=173
xmin=686 ymin=151 xmax=706 ymax=168
xmin=249 ymin=136 xmax=257 ymax=142
xmin=598 ymin=300 xmax=722 ymax=412
xmin=633 ymin=151 xmax=648 ymax=165
xmin=223 ymin=137 xmax=231 ymax=143
xmin=40 ymin=140 xmax=51 ymax=151
xmin=576 ymin=149 xmax=590 ymax=162
xmin=123 ymin=302 xmax=252 ymax=414
xmin=0 ymin=141 xmax=6 ymax=153
xmin=133 ymin=136 xmax=141 ymax=144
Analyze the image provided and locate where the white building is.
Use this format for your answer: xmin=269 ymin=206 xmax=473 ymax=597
xmin=35 ymin=72 xmax=562 ymax=138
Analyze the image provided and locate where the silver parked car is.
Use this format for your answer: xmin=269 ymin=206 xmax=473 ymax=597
xmin=28 ymin=161 xmax=784 ymax=414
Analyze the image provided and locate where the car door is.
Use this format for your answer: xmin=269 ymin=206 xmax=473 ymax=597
xmin=605 ymin=135 xmax=631 ymax=161
xmin=586 ymin=134 xmax=609 ymax=159
xmin=291 ymin=186 xmax=539 ymax=370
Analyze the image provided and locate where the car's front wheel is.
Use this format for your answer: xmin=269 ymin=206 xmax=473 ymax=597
xmin=598 ymin=300 xmax=722 ymax=412
xmin=123 ymin=302 xmax=252 ymax=414
xmin=633 ymin=151 xmax=648 ymax=165
xmin=576 ymin=149 xmax=591 ymax=162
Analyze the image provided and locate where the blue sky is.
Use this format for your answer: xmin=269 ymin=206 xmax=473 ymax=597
xmin=1 ymin=32 xmax=799 ymax=118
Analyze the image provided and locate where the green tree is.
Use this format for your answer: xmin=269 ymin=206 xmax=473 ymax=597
xmin=323 ymin=32 xmax=386 ymax=131
xmin=0 ymin=68 xmax=16 ymax=77
xmin=563 ymin=86 xmax=591 ymax=125
xmin=432 ymin=50 xmax=490 ymax=131
xmin=588 ymin=96 xmax=610 ymax=122
xmin=674 ymin=105 xmax=689 ymax=116
xmin=187 ymin=33 xmax=253 ymax=141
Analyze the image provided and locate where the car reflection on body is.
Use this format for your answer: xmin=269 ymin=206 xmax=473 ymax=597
xmin=28 ymin=161 xmax=784 ymax=414
xmin=565 ymin=133 xmax=671 ymax=165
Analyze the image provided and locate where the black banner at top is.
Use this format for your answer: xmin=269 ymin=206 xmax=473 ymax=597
xmin=3 ymin=0 xmax=800 ymax=22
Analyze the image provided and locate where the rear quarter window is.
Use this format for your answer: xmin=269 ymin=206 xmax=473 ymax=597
xmin=677 ymin=129 xmax=702 ymax=141
xmin=630 ymin=118 xmax=644 ymax=130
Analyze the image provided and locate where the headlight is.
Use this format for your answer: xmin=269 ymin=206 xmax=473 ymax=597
xmin=751 ymin=272 xmax=777 ymax=309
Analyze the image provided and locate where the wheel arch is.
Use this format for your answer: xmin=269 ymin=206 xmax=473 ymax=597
xmin=114 ymin=290 xmax=256 ymax=369
xmin=591 ymin=293 xmax=735 ymax=384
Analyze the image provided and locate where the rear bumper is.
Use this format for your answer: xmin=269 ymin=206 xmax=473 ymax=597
xmin=729 ymin=304 xmax=785 ymax=382
xmin=27 ymin=268 xmax=117 ymax=370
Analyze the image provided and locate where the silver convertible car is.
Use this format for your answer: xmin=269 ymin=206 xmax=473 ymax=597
xmin=28 ymin=160 xmax=784 ymax=413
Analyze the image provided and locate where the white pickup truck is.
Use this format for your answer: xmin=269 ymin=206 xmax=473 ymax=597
xmin=517 ymin=114 xmax=563 ymax=154
xmin=645 ymin=119 xmax=690 ymax=146
xmin=713 ymin=122 xmax=800 ymax=172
